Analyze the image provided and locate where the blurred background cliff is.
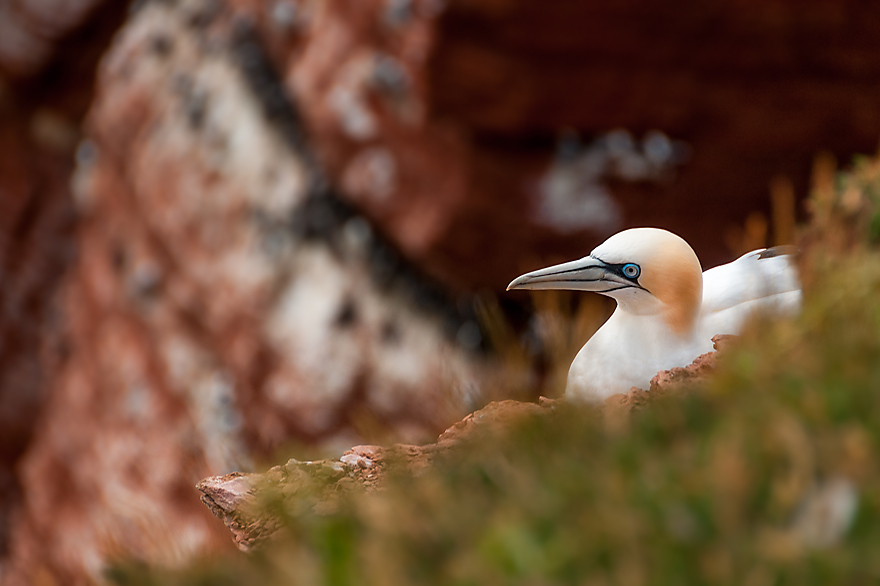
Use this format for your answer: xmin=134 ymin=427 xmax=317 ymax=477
xmin=2 ymin=0 xmax=880 ymax=583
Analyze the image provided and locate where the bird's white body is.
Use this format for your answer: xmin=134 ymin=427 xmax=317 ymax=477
xmin=508 ymin=228 xmax=801 ymax=402
xmin=567 ymin=303 xmax=715 ymax=400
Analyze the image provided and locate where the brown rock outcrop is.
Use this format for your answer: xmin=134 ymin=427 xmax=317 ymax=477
xmin=198 ymin=340 xmax=728 ymax=551
xmin=198 ymin=399 xmax=554 ymax=551
xmin=605 ymin=335 xmax=734 ymax=412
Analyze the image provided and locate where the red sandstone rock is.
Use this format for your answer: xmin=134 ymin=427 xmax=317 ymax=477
xmin=197 ymin=398 xmax=557 ymax=550
xmin=0 ymin=0 xmax=127 ymax=85
xmin=0 ymin=0 xmax=99 ymax=76
xmin=604 ymin=335 xmax=734 ymax=413
xmin=198 ymin=340 xmax=728 ymax=552
xmin=0 ymin=93 xmax=76 ymax=572
xmin=0 ymin=0 xmax=126 ymax=576
xmin=6 ymin=1 xmax=486 ymax=582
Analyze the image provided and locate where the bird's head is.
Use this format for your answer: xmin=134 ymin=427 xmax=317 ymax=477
xmin=507 ymin=228 xmax=703 ymax=334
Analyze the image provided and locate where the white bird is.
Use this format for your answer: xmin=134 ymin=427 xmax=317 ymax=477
xmin=507 ymin=228 xmax=801 ymax=402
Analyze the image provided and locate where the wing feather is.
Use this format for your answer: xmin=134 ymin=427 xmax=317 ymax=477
xmin=699 ymin=247 xmax=801 ymax=335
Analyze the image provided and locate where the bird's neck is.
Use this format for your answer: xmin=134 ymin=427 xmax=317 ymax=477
xmin=647 ymin=274 xmax=703 ymax=336
xmin=613 ymin=294 xmax=701 ymax=337
xmin=661 ymin=297 xmax=701 ymax=336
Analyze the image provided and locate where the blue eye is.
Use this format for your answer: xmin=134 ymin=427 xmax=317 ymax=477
xmin=623 ymin=263 xmax=640 ymax=279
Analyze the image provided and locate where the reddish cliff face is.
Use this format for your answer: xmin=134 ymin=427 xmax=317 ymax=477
xmin=0 ymin=89 xmax=76 ymax=572
xmin=0 ymin=0 xmax=127 ymax=571
xmin=239 ymin=0 xmax=880 ymax=290
xmin=6 ymin=2 xmax=487 ymax=583
xmin=4 ymin=0 xmax=880 ymax=583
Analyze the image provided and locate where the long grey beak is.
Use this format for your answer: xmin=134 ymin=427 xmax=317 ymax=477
xmin=507 ymin=256 xmax=616 ymax=292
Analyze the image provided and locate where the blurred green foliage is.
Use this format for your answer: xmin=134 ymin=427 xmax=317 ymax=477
xmin=111 ymin=154 xmax=880 ymax=585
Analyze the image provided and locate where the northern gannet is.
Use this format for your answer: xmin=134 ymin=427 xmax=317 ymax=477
xmin=507 ymin=228 xmax=801 ymax=402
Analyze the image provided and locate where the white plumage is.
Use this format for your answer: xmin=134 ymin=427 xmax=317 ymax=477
xmin=507 ymin=228 xmax=801 ymax=402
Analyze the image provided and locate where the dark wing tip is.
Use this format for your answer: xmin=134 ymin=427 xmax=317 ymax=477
xmin=757 ymin=245 xmax=799 ymax=260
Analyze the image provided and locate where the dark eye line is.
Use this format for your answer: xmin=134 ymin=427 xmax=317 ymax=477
xmin=588 ymin=255 xmax=653 ymax=294
xmin=602 ymin=262 xmax=640 ymax=280
xmin=593 ymin=259 xmax=650 ymax=293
